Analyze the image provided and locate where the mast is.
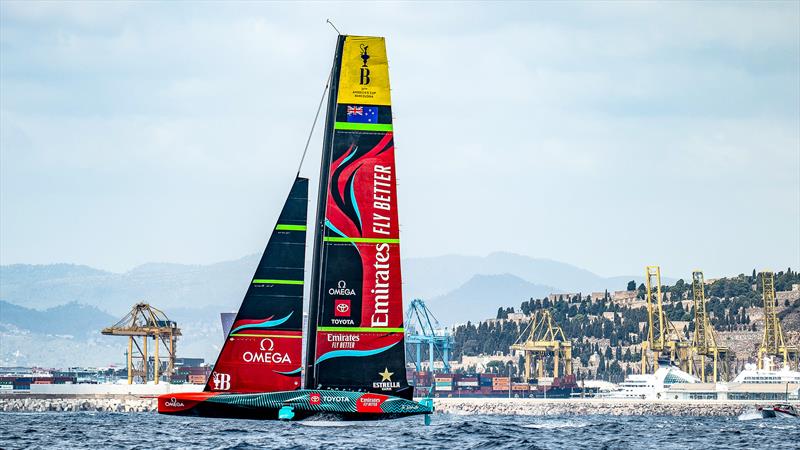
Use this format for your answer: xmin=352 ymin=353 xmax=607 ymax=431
xmin=305 ymin=35 xmax=345 ymax=389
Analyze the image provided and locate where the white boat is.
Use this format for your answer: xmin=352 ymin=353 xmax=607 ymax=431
xmin=598 ymin=366 xmax=699 ymax=400
xmin=756 ymin=403 xmax=798 ymax=419
xmin=732 ymin=360 xmax=800 ymax=385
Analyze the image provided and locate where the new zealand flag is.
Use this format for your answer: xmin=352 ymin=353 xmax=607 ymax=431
xmin=346 ymin=105 xmax=378 ymax=124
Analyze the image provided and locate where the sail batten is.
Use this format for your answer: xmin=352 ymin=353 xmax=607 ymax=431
xmin=306 ymin=35 xmax=411 ymax=399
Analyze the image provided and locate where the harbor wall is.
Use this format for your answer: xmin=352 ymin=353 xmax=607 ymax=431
xmin=2 ymin=395 xmax=793 ymax=415
xmin=433 ymin=398 xmax=782 ymax=416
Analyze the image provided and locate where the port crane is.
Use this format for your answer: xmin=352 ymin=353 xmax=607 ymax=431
xmin=758 ymin=271 xmax=798 ymax=370
xmin=688 ymin=270 xmax=731 ymax=382
xmin=640 ymin=266 xmax=691 ymax=374
xmin=405 ymin=299 xmax=452 ymax=373
xmin=511 ymin=310 xmax=572 ymax=381
xmin=101 ymin=302 xmax=181 ymax=384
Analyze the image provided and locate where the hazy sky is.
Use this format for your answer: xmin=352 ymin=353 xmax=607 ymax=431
xmin=1 ymin=1 xmax=798 ymax=280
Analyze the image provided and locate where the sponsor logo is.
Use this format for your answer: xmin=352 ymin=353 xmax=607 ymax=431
xmin=326 ymin=334 xmax=360 ymax=342
xmin=329 ymin=280 xmax=356 ymax=296
xmin=309 ymin=393 xmax=321 ymax=405
xmin=164 ymin=397 xmax=185 ymax=408
xmin=359 ymin=397 xmax=381 ymax=407
xmin=334 ymin=299 xmax=351 ymax=317
xmin=242 ymin=351 xmax=292 ymax=364
xmin=212 ymin=372 xmax=231 ymax=391
xmin=327 ymin=333 xmax=359 ymax=349
xmin=359 ymin=44 xmax=370 ymax=85
xmin=371 ymin=165 xmax=393 ymax=328
xmin=355 ymin=393 xmax=386 ymax=413
xmin=259 ymin=338 xmax=274 ymax=351
xmin=323 ymin=395 xmax=349 ymax=403
xmin=331 ymin=283 xmax=356 ymax=325
xmin=373 ymin=367 xmax=400 ymax=390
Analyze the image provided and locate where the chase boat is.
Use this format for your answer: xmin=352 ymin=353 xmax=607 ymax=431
xmin=756 ymin=404 xmax=798 ymax=419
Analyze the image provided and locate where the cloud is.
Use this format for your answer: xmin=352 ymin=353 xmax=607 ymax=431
xmin=1 ymin=1 xmax=798 ymax=279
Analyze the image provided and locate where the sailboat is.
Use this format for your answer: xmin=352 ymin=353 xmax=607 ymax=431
xmin=157 ymin=35 xmax=433 ymax=421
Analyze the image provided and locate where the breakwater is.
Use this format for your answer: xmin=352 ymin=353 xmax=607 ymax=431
xmin=434 ymin=398 xmax=758 ymax=416
xmin=1 ymin=395 xmax=157 ymax=413
xmin=0 ymin=395 xmax=769 ymax=416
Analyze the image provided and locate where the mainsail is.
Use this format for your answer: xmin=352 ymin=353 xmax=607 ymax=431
xmin=306 ymin=36 xmax=411 ymax=399
xmin=206 ymin=177 xmax=308 ymax=393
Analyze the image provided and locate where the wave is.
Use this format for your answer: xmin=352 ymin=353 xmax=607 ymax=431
xmin=522 ymin=420 xmax=590 ymax=429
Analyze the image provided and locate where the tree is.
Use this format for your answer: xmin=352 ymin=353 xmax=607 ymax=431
xmin=627 ymin=280 xmax=637 ymax=291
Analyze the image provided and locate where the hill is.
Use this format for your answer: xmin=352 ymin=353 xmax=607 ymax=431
xmin=402 ymin=252 xmax=656 ymax=300
xmin=1 ymin=252 xmax=652 ymax=317
xmin=426 ymin=274 xmax=555 ymax=326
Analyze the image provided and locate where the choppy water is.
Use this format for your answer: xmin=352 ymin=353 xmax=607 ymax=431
xmin=1 ymin=412 xmax=797 ymax=449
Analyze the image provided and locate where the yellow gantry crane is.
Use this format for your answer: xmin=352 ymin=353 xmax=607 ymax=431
xmin=102 ymin=302 xmax=181 ymax=384
xmin=688 ymin=270 xmax=731 ymax=382
xmin=511 ymin=310 xmax=573 ymax=381
xmin=758 ymin=271 xmax=798 ymax=370
xmin=640 ymin=266 xmax=691 ymax=374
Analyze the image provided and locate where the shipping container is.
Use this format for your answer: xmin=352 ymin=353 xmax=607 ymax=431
xmin=479 ymin=373 xmax=498 ymax=386
xmin=188 ymin=375 xmax=206 ymax=384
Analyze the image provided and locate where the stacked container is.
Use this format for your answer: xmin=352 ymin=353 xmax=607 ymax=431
xmin=434 ymin=376 xmax=453 ymax=392
xmin=492 ymin=376 xmax=510 ymax=392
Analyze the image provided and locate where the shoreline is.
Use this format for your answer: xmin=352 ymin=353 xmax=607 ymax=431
xmin=2 ymin=394 xmax=790 ymax=415
xmin=432 ymin=398 xmax=772 ymax=416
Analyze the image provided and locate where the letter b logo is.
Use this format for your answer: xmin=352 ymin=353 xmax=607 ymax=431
xmin=360 ymin=68 xmax=370 ymax=85
xmin=213 ymin=372 xmax=231 ymax=391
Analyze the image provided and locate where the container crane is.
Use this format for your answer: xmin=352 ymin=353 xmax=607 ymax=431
xmin=640 ymin=266 xmax=691 ymax=374
xmin=758 ymin=271 xmax=798 ymax=370
xmin=688 ymin=270 xmax=731 ymax=382
xmin=511 ymin=310 xmax=572 ymax=381
xmin=101 ymin=302 xmax=181 ymax=384
xmin=405 ymin=299 xmax=452 ymax=373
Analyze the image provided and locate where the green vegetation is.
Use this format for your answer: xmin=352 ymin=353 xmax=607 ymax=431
xmin=452 ymin=269 xmax=800 ymax=382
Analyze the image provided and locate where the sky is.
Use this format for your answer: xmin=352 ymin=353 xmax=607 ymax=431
xmin=1 ymin=1 xmax=798 ymax=280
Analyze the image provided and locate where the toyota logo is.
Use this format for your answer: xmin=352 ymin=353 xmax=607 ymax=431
xmin=336 ymin=303 xmax=349 ymax=313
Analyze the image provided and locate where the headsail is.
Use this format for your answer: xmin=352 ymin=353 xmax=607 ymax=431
xmin=306 ymin=36 xmax=411 ymax=399
xmin=206 ymin=177 xmax=308 ymax=393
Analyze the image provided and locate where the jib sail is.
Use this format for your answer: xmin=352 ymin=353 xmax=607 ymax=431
xmin=306 ymin=36 xmax=411 ymax=399
xmin=206 ymin=177 xmax=308 ymax=393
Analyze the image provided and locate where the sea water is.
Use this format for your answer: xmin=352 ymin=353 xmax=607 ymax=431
xmin=1 ymin=412 xmax=797 ymax=449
